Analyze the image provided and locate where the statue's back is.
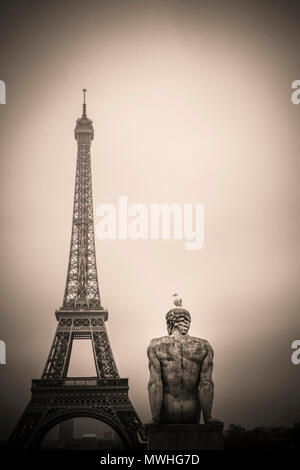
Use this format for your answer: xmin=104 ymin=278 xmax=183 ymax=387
xmin=150 ymin=335 xmax=210 ymax=423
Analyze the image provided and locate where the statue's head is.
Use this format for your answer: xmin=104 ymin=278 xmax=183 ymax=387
xmin=165 ymin=308 xmax=191 ymax=335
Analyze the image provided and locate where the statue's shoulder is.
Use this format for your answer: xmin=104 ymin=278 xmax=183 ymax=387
xmin=148 ymin=336 xmax=171 ymax=349
xmin=188 ymin=336 xmax=213 ymax=351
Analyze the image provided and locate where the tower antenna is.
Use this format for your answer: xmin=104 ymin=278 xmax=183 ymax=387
xmin=82 ymin=88 xmax=87 ymax=116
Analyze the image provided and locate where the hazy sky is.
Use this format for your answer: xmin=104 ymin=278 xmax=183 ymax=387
xmin=0 ymin=0 xmax=300 ymax=441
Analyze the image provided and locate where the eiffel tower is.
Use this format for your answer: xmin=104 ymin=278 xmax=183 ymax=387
xmin=9 ymin=90 xmax=145 ymax=449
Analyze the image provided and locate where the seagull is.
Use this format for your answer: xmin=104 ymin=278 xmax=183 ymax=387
xmin=172 ymin=293 xmax=182 ymax=307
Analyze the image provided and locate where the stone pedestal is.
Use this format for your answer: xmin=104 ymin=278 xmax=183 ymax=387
xmin=146 ymin=423 xmax=224 ymax=450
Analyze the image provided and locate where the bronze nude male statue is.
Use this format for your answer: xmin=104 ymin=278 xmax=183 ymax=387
xmin=147 ymin=305 xmax=222 ymax=425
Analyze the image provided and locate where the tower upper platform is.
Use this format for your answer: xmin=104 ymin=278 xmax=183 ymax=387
xmin=75 ymin=89 xmax=94 ymax=140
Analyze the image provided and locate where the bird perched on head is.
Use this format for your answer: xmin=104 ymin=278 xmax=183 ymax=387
xmin=172 ymin=293 xmax=182 ymax=307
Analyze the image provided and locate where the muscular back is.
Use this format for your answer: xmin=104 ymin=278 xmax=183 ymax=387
xmin=148 ymin=335 xmax=213 ymax=424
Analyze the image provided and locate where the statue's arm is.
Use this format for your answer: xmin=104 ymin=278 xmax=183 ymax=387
xmin=199 ymin=343 xmax=221 ymax=424
xmin=147 ymin=341 xmax=163 ymax=423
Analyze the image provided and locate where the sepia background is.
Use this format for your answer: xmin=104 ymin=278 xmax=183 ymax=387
xmin=0 ymin=0 xmax=300 ymax=441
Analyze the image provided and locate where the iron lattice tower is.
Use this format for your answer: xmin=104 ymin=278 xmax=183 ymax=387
xmin=9 ymin=91 xmax=145 ymax=449
xmin=63 ymin=89 xmax=101 ymax=310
